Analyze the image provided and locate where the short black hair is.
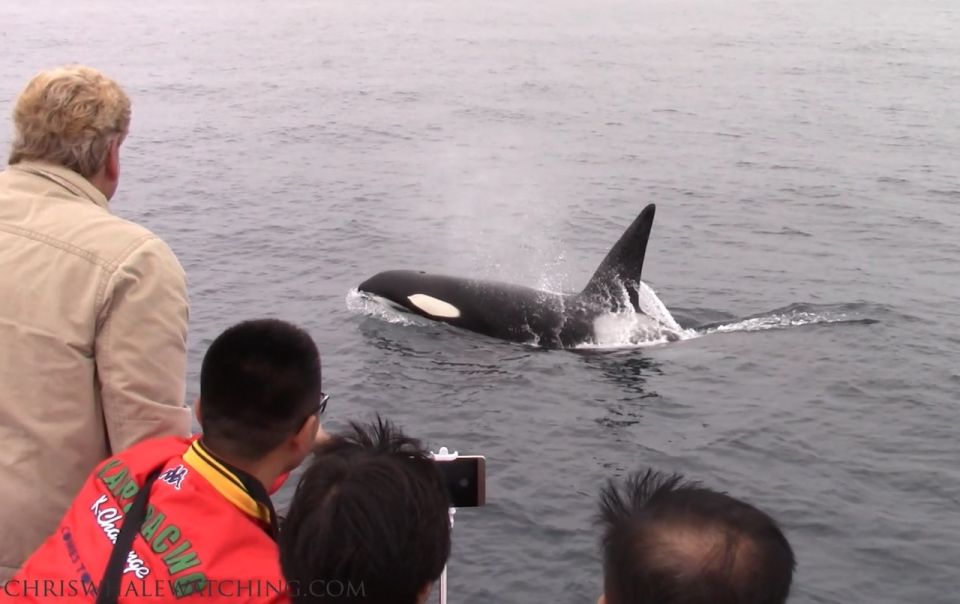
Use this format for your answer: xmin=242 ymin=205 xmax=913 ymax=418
xmin=199 ymin=318 xmax=321 ymax=460
xmin=280 ymin=416 xmax=451 ymax=604
xmin=598 ymin=469 xmax=795 ymax=604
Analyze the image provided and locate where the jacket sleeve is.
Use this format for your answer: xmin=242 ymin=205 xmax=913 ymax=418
xmin=96 ymin=236 xmax=192 ymax=453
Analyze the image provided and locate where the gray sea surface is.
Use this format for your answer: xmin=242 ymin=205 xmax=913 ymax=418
xmin=2 ymin=0 xmax=959 ymax=602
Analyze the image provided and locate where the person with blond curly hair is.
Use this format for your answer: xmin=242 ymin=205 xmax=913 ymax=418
xmin=0 ymin=65 xmax=192 ymax=582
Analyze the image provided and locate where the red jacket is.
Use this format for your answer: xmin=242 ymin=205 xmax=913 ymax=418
xmin=1 ymin=437 xmax=289 ymax=603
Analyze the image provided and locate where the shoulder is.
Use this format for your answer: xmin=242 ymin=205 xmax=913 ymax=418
xmin=104 ymin=221 xmax=184 ymax=276
xmin=104 ymin=436 xmax=194 ymax=472
xmin=0 ymin=168 xmax=181 ymax=272
xmin=95 ymin=225 xmax=187 ymax=310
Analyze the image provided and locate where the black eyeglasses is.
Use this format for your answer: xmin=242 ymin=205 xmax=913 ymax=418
xmin=317 ymin=392 xmax=329 ymax=416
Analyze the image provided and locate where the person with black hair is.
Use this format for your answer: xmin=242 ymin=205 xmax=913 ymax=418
xmin=280 ymin=417 xmax=452 ymax=604
xmin=4 ymin=319 xmax=325 ymax=603
xmin=597 ymin=469 xmax=796 ymax=604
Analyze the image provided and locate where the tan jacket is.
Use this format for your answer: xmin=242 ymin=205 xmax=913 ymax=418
xmin=0 ymin=161 xmax=192 ymax=581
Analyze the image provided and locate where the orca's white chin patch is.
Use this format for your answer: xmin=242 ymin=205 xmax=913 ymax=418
xmin=407 ymin=294 xmax=461 ymax=318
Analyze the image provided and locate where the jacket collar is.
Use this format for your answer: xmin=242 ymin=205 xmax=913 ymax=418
xmin=183 ymin=440 xmax=279 ymax=540
xmin=9 ymin=160 xmax=110 ymax=210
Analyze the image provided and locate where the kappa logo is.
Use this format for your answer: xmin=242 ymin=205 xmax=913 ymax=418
xmin=159 ymin=465 xmax=188 ymax=490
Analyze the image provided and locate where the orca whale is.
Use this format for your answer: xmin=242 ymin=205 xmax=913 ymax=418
xmin=357 ymin=204 xmax=664 ymax=349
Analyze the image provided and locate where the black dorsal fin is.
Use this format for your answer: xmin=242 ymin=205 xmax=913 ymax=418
xmin=579 ymin=204 xmax=656 ymax=311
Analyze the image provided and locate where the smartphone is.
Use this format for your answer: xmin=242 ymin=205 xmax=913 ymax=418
xmin=434 ymin=456 xmax=486 ymax=507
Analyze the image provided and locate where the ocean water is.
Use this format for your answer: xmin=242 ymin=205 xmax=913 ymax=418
xmin=2 ymin=0 xmax=958 ymax=602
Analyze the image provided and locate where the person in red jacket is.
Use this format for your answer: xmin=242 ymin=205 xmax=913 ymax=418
xmin=1 ymin=318 xmax=327 ymax=603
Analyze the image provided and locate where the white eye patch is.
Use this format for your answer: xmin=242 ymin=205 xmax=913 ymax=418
xmin=407 ymin=294 xmax=461 ymax=318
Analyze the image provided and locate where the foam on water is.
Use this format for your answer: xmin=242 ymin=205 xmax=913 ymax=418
xmin=346 ymin=289 xmax=431 ymax=327
xmin=701 ymin=304 xmax=880 ymax=334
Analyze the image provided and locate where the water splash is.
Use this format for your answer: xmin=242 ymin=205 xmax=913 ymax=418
xmin=582 ymin=312 xmax=691 ymax=348
xmin=578 ymin=282 xmax=697 ymax=349
xmin=346 ymin=289 xmax=430 ymax=327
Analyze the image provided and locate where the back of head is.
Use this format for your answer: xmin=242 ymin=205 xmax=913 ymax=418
xmin=599 ymin=469 xmax=795 ymax=604
xmin=280 ymin=417 xmax=451 ymax=604
xmin=9 ymin=65 xmax=131 ymax=177
xmin=199 ymin=318 xmax=321 ymax=461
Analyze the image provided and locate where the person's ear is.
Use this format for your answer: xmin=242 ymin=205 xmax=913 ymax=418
xmin=104 ymin=137 xmax=120 ymax=181
xmin=293 ymin=414 xmax=321 ymax=457
xmin=597 ymin=593 xmax=606 ymax=604
xmin=193 ymin=398 xmax=203 ymax=425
